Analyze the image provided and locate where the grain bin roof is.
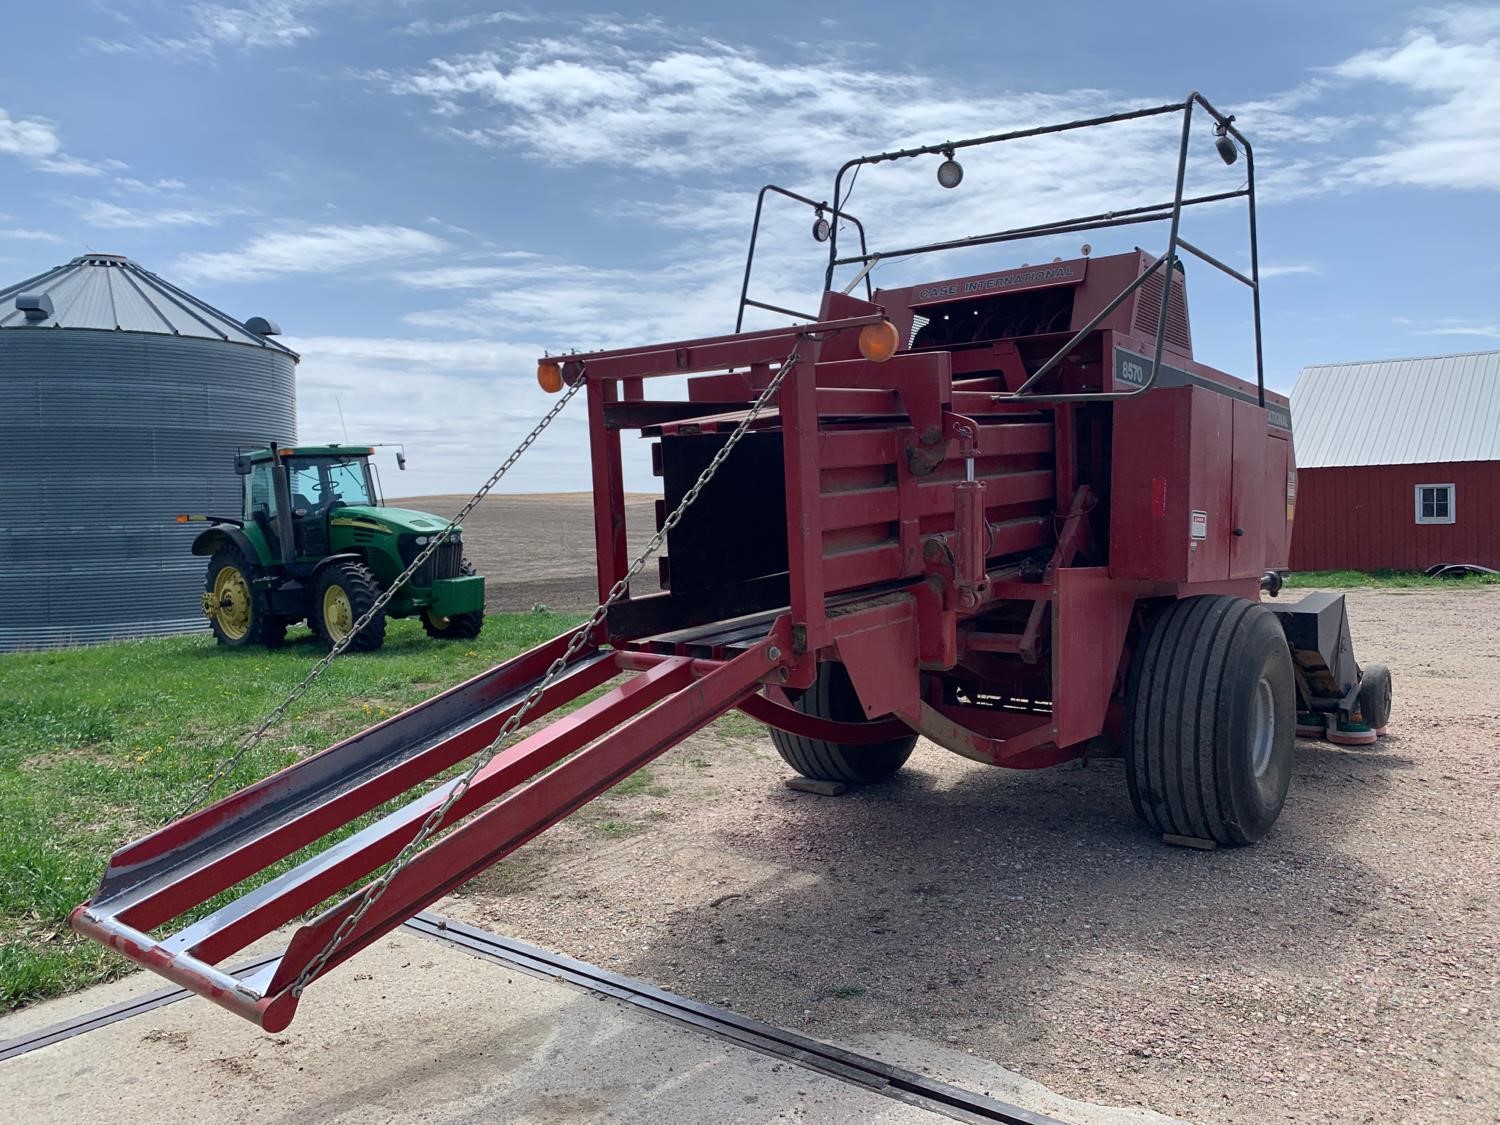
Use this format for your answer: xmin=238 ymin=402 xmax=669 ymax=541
xmin=0 ymin=252 xmax=298 ymax=356
xmin=1290 ymin=349 xmax=1500 ymax=469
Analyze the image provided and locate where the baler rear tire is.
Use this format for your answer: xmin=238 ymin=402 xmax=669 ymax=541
xmin=1125 ymin=595 xmax=1295 ymax=846
xmin=768 ymin=662 xmax=916 ymax=785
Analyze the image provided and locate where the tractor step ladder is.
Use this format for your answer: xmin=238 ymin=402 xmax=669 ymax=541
xmin=71 ymin=623 xmax=788 ymax=1031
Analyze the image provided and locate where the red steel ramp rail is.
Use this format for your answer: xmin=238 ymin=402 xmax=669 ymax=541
xmin=69 ymin=621 xmax=792 ymax=1032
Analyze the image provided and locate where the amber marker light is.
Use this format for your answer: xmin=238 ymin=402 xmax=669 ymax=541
xmin=537 ymin=361 xmax=564 ymax=393
xmin=858 ymin=320 xmax=901 ymax=363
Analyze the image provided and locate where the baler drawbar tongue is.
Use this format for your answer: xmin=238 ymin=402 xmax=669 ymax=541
xmin=70 ymin=626 xmax=785 ymax=1031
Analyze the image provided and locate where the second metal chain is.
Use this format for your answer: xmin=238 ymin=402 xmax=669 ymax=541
xmin=289 ymin=346 xmax=803 ymax=995
xmin=174 ymin=378 xmax=585 ymax=819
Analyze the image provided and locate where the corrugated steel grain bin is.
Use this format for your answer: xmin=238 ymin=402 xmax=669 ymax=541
xmin=0 ymin=254 xmax=298 ymax=650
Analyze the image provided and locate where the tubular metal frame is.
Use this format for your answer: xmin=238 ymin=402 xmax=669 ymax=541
xmin=736 ymin=184 xmax=872 ymax=332
xmin=820 ymin=93 xmax=1265 ymax=408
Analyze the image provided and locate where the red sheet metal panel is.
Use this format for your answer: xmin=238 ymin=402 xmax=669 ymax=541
xmin=1290 ymin=461 xmax=1500 ymax=571
xmin=1229 ymin=399 xmax=1268 ymax=579
xmin=1109 ymin=385 xmax=1235 ymax=582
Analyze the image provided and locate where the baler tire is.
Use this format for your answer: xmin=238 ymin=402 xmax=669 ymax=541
xmin=205 ymin=547 xmax=284 ymax=649
xmin=312 ymin=561 xmax=386 ymax=653
xmin=1125 ymin=595 xmax=1295 ymax=846
xmin=768 ymin=662 xmax=916 ymax=784
xmin=421 ymin=559 xmax=484 ymax=640
xmin=1356 ymin=663 xmax=1393 ymax=732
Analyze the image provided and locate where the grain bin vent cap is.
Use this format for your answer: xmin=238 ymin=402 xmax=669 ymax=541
xmin=15 ymin=292 xmax=53 ymax=322
xmin=0 ymin=252 xmax=298 ymax=358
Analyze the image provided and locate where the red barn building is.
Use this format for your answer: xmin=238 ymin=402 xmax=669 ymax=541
xmin=1290 ymin=349 xmax=1500 ymax=572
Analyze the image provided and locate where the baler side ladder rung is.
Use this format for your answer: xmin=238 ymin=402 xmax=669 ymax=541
xmin=71 ymin=625 xmax=785 ymax=1031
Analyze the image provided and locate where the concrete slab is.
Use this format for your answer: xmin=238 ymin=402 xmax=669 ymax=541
xmin=0 ymin=929 xmax=945 ymax=1124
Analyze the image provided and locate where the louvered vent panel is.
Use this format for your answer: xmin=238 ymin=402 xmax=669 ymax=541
xmin=1134 ymin=275 xmax=1192 ymax=351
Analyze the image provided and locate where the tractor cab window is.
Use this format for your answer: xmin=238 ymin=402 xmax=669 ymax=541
xmin=247 ymin=463 xmax=277 ymax=517
xmin=285 ymin=456 xmax=374 ymax=515
xmin=324 ymin=458 xmax=374 ymax=506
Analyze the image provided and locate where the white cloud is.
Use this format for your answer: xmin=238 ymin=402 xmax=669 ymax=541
xmin=1257 ymin=263 xmax=1321 ymax=279
xmin=117 ymin=176 xmax=188 ymax=192
xmin=281 ymin=335 xmax=538 ymax=371
xmin=0 ymin=108 xmax=63 ymax=160
xmin=285 ymin=333 xmax=584 ymax=497
xmin=174 ymin=224 xmax=450 ymax=282
xmin=76 ymin=199 xmax=224 ymax=229
xmin=399 ymin=10 xmax=536 ymax=37
xmin=1411 ymin=318 xmax=1500 ymax=339
xmin=0 ymin=228 xmax=65 ymax=243
xmin=85 ymin=0 xmax=326 ymax=59
xmin=0 ymin=107 xmax=118 ymax=176
xmin=1327 ymin=6 xmax=1500 ymax=189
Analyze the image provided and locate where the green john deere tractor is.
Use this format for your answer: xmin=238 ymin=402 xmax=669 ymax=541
xmin=184 ymin=444 xmax=484 ymax=652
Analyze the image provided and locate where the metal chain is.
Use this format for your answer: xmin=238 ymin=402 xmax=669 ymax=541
xmin=174 ymin=379 xmax=585 ymax=820
xmin=289 ymin=346 xmax=802 ymax=996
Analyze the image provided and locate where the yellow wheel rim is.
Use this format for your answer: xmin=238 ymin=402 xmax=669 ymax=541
xmin=322 ymin=584 xmax=355 ymax=640
xmin=213 ymin=566 xmax=253 ymax=641
xmin=425 ymin=609 xmax=450 ymax=630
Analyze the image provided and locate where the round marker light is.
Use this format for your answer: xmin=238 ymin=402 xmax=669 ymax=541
xmin=1213 ymin=120 xmax=1238 ymax=165
xmin=537 ymin=360 xmax=564 ymax=393
xmin=811 ymin=211 xmax=831 ymax=242
xmin=936 ymin=149 xmax=964 ymax=189
xmin=858 ymin=320 xmax=901 ymax=363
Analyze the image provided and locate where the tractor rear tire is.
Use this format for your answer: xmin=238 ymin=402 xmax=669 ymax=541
xmin=313 ymin=560 xmax=386 ymax=652
xmin=768 ymin=661 xmax=917 ymax=784
xmin=1124 ymin=595 xmax=1295 ymax=846
xmin=421 ymin=559 xmax=484 ymax=640
xmin=205 ymin=547 xmax=285 ymax=649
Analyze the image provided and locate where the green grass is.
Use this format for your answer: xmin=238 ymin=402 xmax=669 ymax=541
xmin=1283 ymin=569 xmax=1500 ymax=589
xmin=0 ymin=612 xmax=584 ymax=1011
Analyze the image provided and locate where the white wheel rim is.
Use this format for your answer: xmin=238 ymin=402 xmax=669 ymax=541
xmin=1250 ymin=676 xmax=1276 ymax=777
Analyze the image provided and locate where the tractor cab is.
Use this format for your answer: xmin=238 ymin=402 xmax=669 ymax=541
xmin=242 ymin=445 xmax=383 ymax=561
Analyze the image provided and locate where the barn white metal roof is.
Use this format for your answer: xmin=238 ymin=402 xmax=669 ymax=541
xmin=1290 ymin=349 xmax=1500 ymax=469
xmin=0 ymin=253 xmax=297 ymax=354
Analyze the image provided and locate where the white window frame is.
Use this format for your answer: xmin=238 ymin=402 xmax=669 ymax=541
xmin=1414 ymin=483 xmax=1455 ymax=525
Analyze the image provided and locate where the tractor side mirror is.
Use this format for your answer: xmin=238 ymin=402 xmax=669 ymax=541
xmin=396 ymin=451 xmax=407 ymax=471
xmin=234 ymin=454 xmax=253 ymax=475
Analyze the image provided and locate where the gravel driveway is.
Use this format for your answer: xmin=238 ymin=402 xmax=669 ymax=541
xmin=433 ymin=585 xmax=1498 ymax=1125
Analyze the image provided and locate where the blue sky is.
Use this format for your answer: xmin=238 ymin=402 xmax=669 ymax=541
xmin=2 ymin=1 xmax=1498 ymax=495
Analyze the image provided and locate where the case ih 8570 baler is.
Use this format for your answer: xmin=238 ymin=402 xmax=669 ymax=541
xmin=71 ymin=94 xmax=1390 ymax=1032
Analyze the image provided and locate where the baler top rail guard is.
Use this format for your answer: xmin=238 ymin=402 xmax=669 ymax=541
xmin=71 ymin=95 xmax=1392 ymax=1036
xmin=813 ymin=92 xmax=1264 ymax=405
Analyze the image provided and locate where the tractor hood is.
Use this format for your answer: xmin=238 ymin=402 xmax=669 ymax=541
xmin=327 ymin=506 xmax=461 ymax=537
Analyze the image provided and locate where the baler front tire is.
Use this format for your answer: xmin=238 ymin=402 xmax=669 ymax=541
xmin=1357 ymin=663 xmax=1393 ymax=732
xmin=1125 ymin=595 xmax=1296 ymax=846
xmin=768 ymin=662 xmax=916 ymax=784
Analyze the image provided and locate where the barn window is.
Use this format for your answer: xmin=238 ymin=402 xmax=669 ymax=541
xmin=1414 ymin=483 xmax=1455 ymax=525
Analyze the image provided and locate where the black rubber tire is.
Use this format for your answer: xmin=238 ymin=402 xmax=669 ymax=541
xmin=421 ymin=560 xmax=485 ymax=640
xmin=205 ymin=547 xmax=285 ymax=649
xmin=312 ymin=560 xmax=386 ymax=652
xmin=768 ymin=661 xmax=917 ymax=784
xmin=1357 ymin=663 xmax=1393 ymax=730
xmin=1124 ymin=595 xmax=1296 ymax=846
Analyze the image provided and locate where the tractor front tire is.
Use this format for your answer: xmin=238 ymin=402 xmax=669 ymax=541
xmin=1125 ymin=595 xmax=1296 ymax=846
xmin=421 ymin=559 xmax=485 ymax=640
xmin=768 ymin=661 xmax=917 ymax=784
xmin=205 ymin=547 xmax=285 ymax=649
xmin=313 ymin=561 xmax=386 ymax=652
